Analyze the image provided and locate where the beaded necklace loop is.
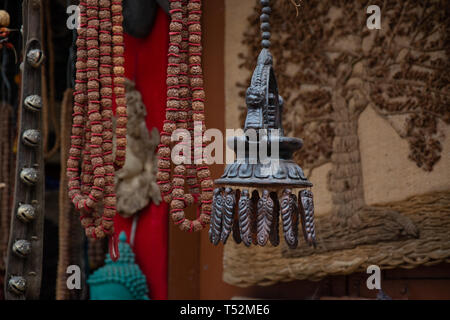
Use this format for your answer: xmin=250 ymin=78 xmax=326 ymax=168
xmin=157 ymin=0 xmax=213 ymax=232
xmin=67 ymin=0 xmax=126 ymax=249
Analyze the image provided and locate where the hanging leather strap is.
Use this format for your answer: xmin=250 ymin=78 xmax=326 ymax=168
xmin=5 ymin=0 xmax=45 ymax=300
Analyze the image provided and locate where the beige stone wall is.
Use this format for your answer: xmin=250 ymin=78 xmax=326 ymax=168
xmin=224 ymin=1 xmax=450 ymax=216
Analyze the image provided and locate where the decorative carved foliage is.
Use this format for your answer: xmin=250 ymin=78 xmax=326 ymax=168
xmin=256 ymin=189 xmax=274 ymax=246
xmin=238 ymin=189 xmax=253 ymax=246
xmin=405 ymin=112 xmax=443 ymax=171
xmin=210 ymin=187 xmax=316 ymax=248
xmin=280 ymin=189 xmax=299 ymax=249
xmin=209 ymin=188 xmax=224 ymax=245
xmin=221 ymin=188 xmax=236 ymax=244
xmin=238 ymin=0 xmax=449 ymax=172
xmin=299 ymin=189 xmax=317 ymax=247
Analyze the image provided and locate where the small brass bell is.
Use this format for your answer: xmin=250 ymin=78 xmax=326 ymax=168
xmin=20 ymin=168 xmax=38 ymax=186
xmin=22 ymin=129 xmax=40 ymax=147
xmin=26 ymin=49 xmax=44 ymax=68
xmin=8 ymin=276 xmax=26 ymax=295
xmin=12 ymin=240 xmax=32 ymax=258
xmin=24 ymin=95 xmax=42 ymax=112
xmin=17 ymin=204 xmax=36 ymax=223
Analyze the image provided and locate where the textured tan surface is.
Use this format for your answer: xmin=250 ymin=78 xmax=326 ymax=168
xmin=223 ymin=192 xmax=450 ymax=287
xmin=359 ymin=106 xmax=450 ymax=206
xmin=224 ymin=0 xmax=254 ymax=131
xmin=307 ymin=163 xmax=333 ymax=216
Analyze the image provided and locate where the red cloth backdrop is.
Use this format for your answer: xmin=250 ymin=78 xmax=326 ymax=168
xmin=113 ymin=8 xmax=169 ymax=300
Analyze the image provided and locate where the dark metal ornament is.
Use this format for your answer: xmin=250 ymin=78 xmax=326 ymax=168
xmin=210 ymin=0 xmax=317 ymax=249
xmin=12 ymin=240 xmax=32 ymax=258
xmin=220 ymin=188 xmax=236 ymax=244
xmin=209 ymin=188 xmax=224 ymax=245
xmin=26 ymin=48 xmax=44 ymax=68
xmin=299 ymin=189 xmax=317 ymax=247
xmin=24 ymin=94 xmax=42 ymax=112
xmin=7 ymin=276 xmax=27 ymax=296
xmin=19 ymin=167 xmax=38 ymax=186
xmin=5 ymin=0 xmax=45 ymax=300
xmin=256 ymin=190 xmax=274 ymax=246
xmin=16 ymin=204 xmax=36 ymax=223
xmin=280 ymin=189 xmax=299 ymax=249
xmin=238 ymin=189 xmax=253 ymax=246
xmin=22 ymin=129 xmax=40 ymax=147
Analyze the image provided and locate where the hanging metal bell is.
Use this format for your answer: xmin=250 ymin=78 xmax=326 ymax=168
xmin=8 ymin=276 xmax=26 ymax=295
xmin=12 ymin=240 xmax=32 ymax=258
xmin=20 ymin=168 xmax=38 ymax=186
xmin=26 ymin=48 xmax=44 ymax=68
xmin=24 ymin=95 xmax=42 ymax=112
xmin=210 ymin=0 xmax=316 ymax=249
xmin=17 ymin=204 xmax=36 ymax=223
xmin=22 ymin=129 xmax=40 ymax=147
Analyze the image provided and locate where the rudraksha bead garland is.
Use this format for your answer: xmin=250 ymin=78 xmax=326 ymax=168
xmin=67 ymin=0 xmax=126 ymax=245
xmin=181 ymin=1 xmax=200 ymax=199
xmin=111 ymin=0 xmax=127 ymax=169
xmin=157 ymin=0 xmax=213 ymax=232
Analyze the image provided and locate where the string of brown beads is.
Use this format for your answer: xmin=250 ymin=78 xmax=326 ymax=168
xmin=181 ymin=1 xmax=200 ymax=199
xmin=157 ymin=0 xmax=213 ymax=232
xmin=111 ymin=0 xmax=127 ymax=169
xmin=67 ymin=0 xmax=126 ymax=242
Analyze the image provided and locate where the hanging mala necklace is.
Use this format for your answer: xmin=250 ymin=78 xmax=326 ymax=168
xmin=157 ymin=0 xmax=213 ymax=232
xmin=67 ymin=0 xmax=126 ymax=259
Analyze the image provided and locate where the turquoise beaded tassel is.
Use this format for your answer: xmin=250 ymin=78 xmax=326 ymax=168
xmin=87 ymin=232 xmax=149 ymax=300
